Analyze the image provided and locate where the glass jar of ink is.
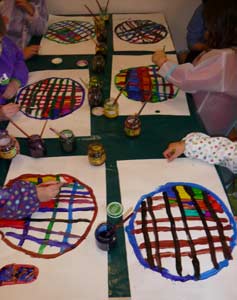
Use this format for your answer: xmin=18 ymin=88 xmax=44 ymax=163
xmin=95 ymin=222 xmax=117 ymax=251
xmin=28 ymin=134 xmax=47 ymax=158
xmin=124 ymin=115 xmax=141 ymax=137
xmin=103 ymin=98 xmax=119 ymax=118
xmin=92 ymin=54 xmax=105 ymax=73
xmin=95 ymin=42 xmax=108 ymax=57
xmin=59 ymin=129 xmax=76 ymax=153
xmin=88 ymin=76 xmax=103 ymax=108
xmin=0 ymin=130 xmax=17 ymax=159
xmin=88 ymin=142 xmax=106 ymax=166
xmin=94 ymin=18 xmax=107 ymax=42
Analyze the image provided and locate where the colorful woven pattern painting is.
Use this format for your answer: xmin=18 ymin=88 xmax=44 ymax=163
xmin=0 ymin=174 xmax=98 ymax=258
xmin=45 ymin=20 xmax=95 ymax=44
xmin=115 ymin=19 xmax=168 ymax=44
xmin=0 ymin=264 xmax=38 ymax=286
xmin=17 ymin=77 xmax=85 ymax=120
xmin=126 ymin=182 xmax=237 ymax=282
xmin=115 ymin=65 xmax=179 ymax=102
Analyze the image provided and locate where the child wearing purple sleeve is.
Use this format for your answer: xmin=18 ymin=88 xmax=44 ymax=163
xmin=0 ymin=13 xmax=28 ymax=119
xmin=0 ymin=0 xmax=48 ymax=60
xmin=0 ymin=180 xmax=63 ymax=219
xmin=152 ymin=0 xmax=237 ymax=136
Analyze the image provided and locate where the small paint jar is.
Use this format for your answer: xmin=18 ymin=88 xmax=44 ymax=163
xmin=124 ymin=115 xmax=141 ymax=137
xmin=95 ymin=42 xmax=108 ymax=57
xmin=0 ymin=130 xmax=17 ymax=159
xmin=103 ymin=98 xmax=119 ymax=118
xmin=28 ymin=135 xmax=47 ymax=158
xmin=88 ymin=142 xmax=106 ymax=166
xmin=88 ymin=86 xmax=103 ymax=108
xmin=92 ymin=54 xmax=105 ymax=73
xmin=95 ymin=222 xmax=117 ymax=251
xmin=94 ymin=18 xmax=107 ymax=42
xmin=59 ymin=129 xmax=76 ymax=153
xmin=107 ymin=202 xmax=124 ymax=218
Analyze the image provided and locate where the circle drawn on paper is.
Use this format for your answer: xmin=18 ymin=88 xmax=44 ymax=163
xmin=115 ymin=19 xmax=168 ymax=44
xmin=115 ymin=65 xmax=179 ymax=102
xmin=17 ymin=77 xmax=85 ymax=120
xmin=1 ymin=174 xmax=98 ymax=258
xmin=45 ymin=20 xmax=95 ymax=44
xmin=126 ymin=182 xmax=237 ymax=282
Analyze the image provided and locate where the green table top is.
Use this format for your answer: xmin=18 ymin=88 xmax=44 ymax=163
xmin=0 ymin=15 xmax=235 ymax=299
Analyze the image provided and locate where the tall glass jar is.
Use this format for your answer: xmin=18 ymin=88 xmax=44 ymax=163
xmin=0 ymin=130 xmax=17 ymax=159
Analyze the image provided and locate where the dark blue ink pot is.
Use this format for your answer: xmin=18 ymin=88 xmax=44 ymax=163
xmin=95 ymin=222 xmax=117 ymax=251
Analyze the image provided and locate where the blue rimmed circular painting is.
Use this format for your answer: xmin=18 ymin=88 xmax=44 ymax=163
xmin=17 ymin=77 xmax=85 ymax=120
xmin=126 ymin=182 xmax=237 ymax=282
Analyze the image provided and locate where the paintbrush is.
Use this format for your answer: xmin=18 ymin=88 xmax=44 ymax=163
xmin=84 ymin=4 xmax=100 ymax=22
xmin=113 ymin=84 xmax=128 ymax=105
xmin=79 ymin=77 xmax=89 ymax=89
xmin=40 ymin=120 xmax=48 ymax=138
xmin=95 ymin=0 xmax=103 ymax=12
xmin=49 ymin=127 xmax=67 ymax=139
xmin=106 ymin=207 xmax=134 ymax=236
xmin=8 ymin=118 xmax=30 ymax=138
xmin=105 ymin=0 xmax=110 ymax=12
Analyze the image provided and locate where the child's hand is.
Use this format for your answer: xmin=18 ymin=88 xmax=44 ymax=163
xmin=163 ymin=141 xmax=185 ymax=161
xmin=152 ymin=50 xmax=167 ymax=68
xmin=2 ymin=80 xmax=21 ymax=99
xmin=15 ymin=0 xmax=35 ymax=16
xmin=0 ymin=103 xmax=19 ymax=120
xmin=36 ymin=182 xmax=64 ymax=202
xmin=23 ymin=45 xmax=40 ymax=60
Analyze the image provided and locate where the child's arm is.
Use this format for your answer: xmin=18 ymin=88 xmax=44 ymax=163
xmin=0 ymin=103 xmax=19 ymax=120
xmin=17 ymin=0 xmax=48 ymax=36
xmin=0 ymin=181 xmax=39 ymax=219
xmin=152 ymin=50 xmax=232 ymax=93
xmin=183 ymin=132 xmax=237 ymax=172
xmin=163 ymin=132 xmax=237 ymax=173
xmin=0 ymin=181 xmax=63 ymax=219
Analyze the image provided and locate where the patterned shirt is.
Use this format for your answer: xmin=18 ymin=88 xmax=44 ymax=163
xmin=183 ymin=132 xmax=237 ymax=173
xmin=0 ymin=0 xmax=48 ymax=49
xmin=0 ymin=180 xmax=39 ymax=219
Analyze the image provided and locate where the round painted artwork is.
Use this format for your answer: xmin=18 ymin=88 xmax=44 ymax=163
xmin=17 ymin=77 xmax=85 ymax=120
xmin=126 ymin=182 xmax=237 ymax=281
xmin=115 ymin=19 xmax=168 ymax=44
xmin=115 ymin=65 xmax=179 ymax=102
xmin=0 ymin=174 xmax=98 ymax=258
xmin=45 ymin=20 xmax=95 ymax=44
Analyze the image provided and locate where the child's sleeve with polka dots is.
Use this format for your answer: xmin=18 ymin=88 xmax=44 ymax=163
xmin=183 ymin=132 xmax=237 ymax=173
xmin=0 ymin=181 xmax=39 ymax=219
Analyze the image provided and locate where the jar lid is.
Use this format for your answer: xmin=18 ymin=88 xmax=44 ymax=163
xmin=51 ymin=57 xmax=63 ymax=64
xmin=107 ymin=202 xmax=124 ymax=218
xmin=92 ymin=106 xmax=104 ymax=116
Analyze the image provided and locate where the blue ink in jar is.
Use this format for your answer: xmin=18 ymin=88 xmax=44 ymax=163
xmin=95 ymin=222 xmax=117 ymax=251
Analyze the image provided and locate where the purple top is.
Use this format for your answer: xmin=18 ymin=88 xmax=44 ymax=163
xmin=0 ymin=36 xmax=28 ymax=104
xmin=0 ymin=180 xmax=39 ymax=219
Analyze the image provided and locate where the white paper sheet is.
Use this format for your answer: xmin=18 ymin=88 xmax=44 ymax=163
xmin=0 ymin=154 xmax=107 ymax=300
xmin=7 ymin=69 xmax=90 ymax=138
xmin=39 ymin=15 xmax=96 ymax=55
xmin=113 ymin=13 xmax=175 ymax=52
xmin=111 ymin=54 xmax=190 ymax=116
xmin=117 ymin=158 xmax=237 ymax=300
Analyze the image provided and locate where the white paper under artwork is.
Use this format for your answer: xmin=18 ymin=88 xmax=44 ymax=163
xmin=117 ymin=158 xmax=237 ymax=300
xmin=0 ymin=154 xmax=107 ymax=300
xmin=39 ymin=15 xmax=96 ymax=55
xmin=7 ymin=69 xmax=90 ymax=138
xmin=112 ymin=13 xmax=175 ymax=52
xmin=111 ymin=54 xmax=190 ymax=116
